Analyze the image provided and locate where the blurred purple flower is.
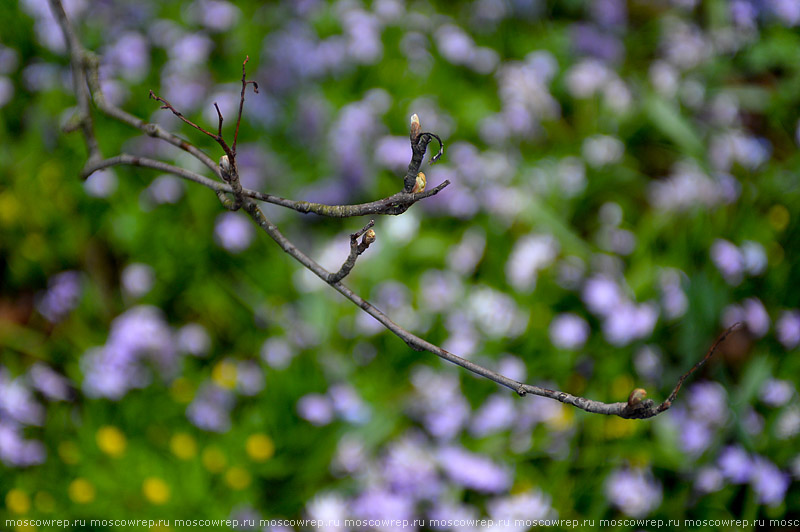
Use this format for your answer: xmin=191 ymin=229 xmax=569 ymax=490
xmin=582 ymin=275 xmax=623 ymax=316
xmin=193 ymin=0 xmax=241 ymax=32
xmin=176 ymin=323 xmax=211 ymax=357
xmin=571 ymin=24 xmax=624 ymax=64
xmin=602 ymin=302 xmax=659 ymax=346
xmin=770 ymin=0 xmax=800 ymax=25
xmin=435 ymin=24 xmax=475 ymax=65
xmin=350 ymin=489 xmax=414 ymax=532
xmin=711 ymin=239 xmax=744 ymax=285
xmin=750 ymin=456 xmax=790 ymax=506
xmin=382 ymin=434 xmax=441 ymax=499
xmin=505 ymin=234 xmax=559 ymax=293
xmin=487 ymin=490 xmax=556 ymax=528
xmin=121 ymin=263 xmax=155 ymax=298
xmin=169 ymin=32 xmax=214 ymax=67
xmin=686 ymin=381 xmax=729 ymax=426
xmin=718 ymin=445 xmax=752 ymax=484
xmin=0 ymin=77 xmax=13 ymax=108
xmin=428 ymin=501 xmax=478 ymax=531
xmin=36 ymin=270 xmax=82 ymax=323
xmin=187 ymin=383 xmax=234 ymax=432
xmin=605 ymin=468 xmax=662 ymax=517
xmin=214 ymin=212 xmax=255 ymax=253
xmin=695 ymin=466 xmax=724 ymax=493
xmin=634 ymin=345 xmax=662 ymax=381
xmin=680 ymin=418 xmax=714 ymax=456
xmin=591 ymin=0 xmax=627 ymax=27
xmin=0 ymin=372 xmax=45 ymax=426
xmin=437 ymin=446 xmax=512 ymax=493
xmin=760 ymin=379 xmax=795 ymax=407
xmin=297 ymin=394 xmax=335 ymax=426
xmin=261 ymin=337 xmax=295 ymax=369
xmin=468 ymin=287 xmax=528 ymax=339
xmin=229 ymin=505 xmax=260 ymax=531
xmin=0 ymin=421 xmax=46 ymax=467
xmin=306 ymin=492 xmax=348 ymax=531
xmin=549 ymin=313 xmax=590 ymax=350
xmin=105 ymin=32 xmax=149 ymax=82
xmin=28 ymin=364 xmax=72 ymax=402
xmin=742 ymin=297 xmax=770 ymax=337
xmin=776 ymin=407 xmax=800 ymax=439
xmin=374 ymin=135 xmax=411 ymax=171
xmin=84 ymin=169 xmax=118 ymax=198
xmin=470 ymin=394 xmax=516 ymax=437
xmin=328 ymin=384 xmax=370 ymax=424
xmin=660 ymin=269 xmax=688 ymax=320
xmin=0 ymin=44 xmax=19 ymax=74
xmin=776 ymin=310 xmax=800 ymax=349
xmin=145 ymin=175 xmax=184 ymax=205
xmin=236 ymin=360 xmax=264 ymax=396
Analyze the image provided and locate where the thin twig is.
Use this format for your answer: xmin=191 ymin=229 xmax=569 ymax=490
xmin=328 ymin=220 xmax=376 ymax=283
xmin=233 ymin=56 xmax=258 ymax=155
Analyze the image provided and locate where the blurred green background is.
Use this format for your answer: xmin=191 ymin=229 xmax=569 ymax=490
xmin=1 ymin=0 xmax=799 ymax=530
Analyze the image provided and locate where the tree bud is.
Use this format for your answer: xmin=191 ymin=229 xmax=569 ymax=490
xmin=363 ymin=229 xmax=376 ymax=245
xmin=219 ymin=155 xmax=233 ymax=181
xmin=410 ymin=113 xmax=421 ymax=142
xmin=412 ymin=172 xmax=426 ymax=194
xmin=627 ymin=388 xmax=647 ymax=407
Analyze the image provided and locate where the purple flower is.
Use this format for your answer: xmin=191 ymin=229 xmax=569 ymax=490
xmin=710 ymin=239 xmax=744 ymax=285
xmin=105 ymin=32 xmax=149 ymax=82
xmin=470 ymin=394 xmax=516 ymax=437
xmin=0 ymin=372 xmax=45 ymax=426
xmin=145 ymin=175 xmax=184 ymax=205
xmin=331 ymin=434 xmax=367 ymax=475
xmin=176 ymin=323 xmax=211 ymax=357
xmin=549 ymin=313 xmax=590 ymax=350
xmin=680 ymin=418 xmax=714 ymax=456
xmin=718 ymin=445 xmax=752 ymax=484
xmin=750 ymin=456 xmax=790 ymax=506
xmin=121 ymin=263 xmax=155 ymax=298
xmin=505 ymin=234 xmax=559 ymax=292
xmin=437 ymin=446 xmax=512 ymax=493
xmin=350 ymin=489 xmax=415 ymax=532
xmin=695 ymin=466 xmax=724 ymax=493
xmin=0 ymin=77 xmax=13 ymax=108
xmin=261 ymin=337 xmax=295 ymax=369
xmin=297 ymin=394 xmax=334 ymax=426
xmin=582 ymin=275 xmax=623 ymax=316
xmin=435 ymin=24 xmax=475 ymax=65
xmin=487 ymin=490 xmax=556 ymax=528
xmin=305 ymin=492 xmax=348 ymax=531
xmin=214 ymin=212 xmax=255 ymax=253
xmin=760 ymin=379 xmax=795 ymax=407
xmin=382 ymin=434 xmax=440 ymax=499
xmin=571 ymin=24 xmax=624 ymax=64
xmin=686 ymin=381 xmax=729 ymax=426
xmin=28 ymin=364 xmax=72 ymax=401
xmin=187 ymin=383 xmax=234 ymax=432
xmin=605 ymin=468 xmax=663 ymax=517
xmin=0 ymin=422 xmax=46 ymax=467
xmin=36 ymin=270 xmax=82 ymax=323
xmin=328 ymin=384 xmax=370 ymax=424
xmin=602 ymin=302 xmax=659 ymax=346
xmin=236 ymin=361 xmax=264 ymax=396
xmin=776 ymin=310 xmax=800 ymax=349
xmin=84 ymin=169 xmax=118 ymax=198
xmin=742 ymin=297 xmax=770 ymax=337
xmin=374 ymin=135 xmax=411 ymax=171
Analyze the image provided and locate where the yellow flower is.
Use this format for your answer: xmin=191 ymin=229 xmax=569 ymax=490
xmin=224 ymin=467 xmax=251 ymax=490
xmin=245 ymin=434 xmax=275 ymax=462
xmin=201 ymin=446 xmax=227 ymax=473
xmin=170 ymin=433 xmax=197 ymax=460
xmin=212 ymin=360 xmax=237 ymax=389
xmin=68 ymin=478 xmax=95 ymax=504
xmin=6 ymin=489 xmax=30 ymax=514
xmin=142 ymin=477 xmax=170 ymax=505
xmin=96 ymin=426 xmax=127 ymax=458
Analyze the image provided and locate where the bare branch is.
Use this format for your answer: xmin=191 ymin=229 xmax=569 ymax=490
xmin=149 ymin=90 xmax=234 ymax=160
xmin=47 ymin=0 xmax=100 ymax=162
xmin=51 ymin=0 xmax=736 ymax=420
xmin=328 ymin=220 xmax=376 ymax=283
xmin=233 ymin=56 xmax=258 ymax=155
